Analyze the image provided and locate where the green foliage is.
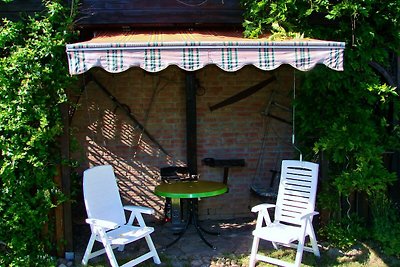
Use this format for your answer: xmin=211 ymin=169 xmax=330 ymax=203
xmin=242 ymin=0 xmax=400 ymax=254
xmin=370 ymin=193 xmax=400 ymax=257
xmin=319 ymin=215 xmax=367 ymax=250
xmin=0 ymin=0 xmax=77 ymax=266
xmin=241 ymin=0 xmax=310 ymax=39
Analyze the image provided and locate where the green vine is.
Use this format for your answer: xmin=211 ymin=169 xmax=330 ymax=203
xmin=242 ymin=0 xmax=400 ymax=255
xmin=0 ymin=0 xmax=77 ymax=265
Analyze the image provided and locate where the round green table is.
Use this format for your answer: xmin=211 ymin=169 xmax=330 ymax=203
xmin=154 ymin=180 xmax=228 ymax=199
xmin=154 ymin=180 xmax=228 ymax=249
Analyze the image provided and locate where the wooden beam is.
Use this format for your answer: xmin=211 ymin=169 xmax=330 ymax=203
xmin=186 ymin=72 xmax=197 ymax=175
xmin=76 ymin=0 xmax=242 ymax=27
xmin=60 ymin=102 xmax=73 ymax=259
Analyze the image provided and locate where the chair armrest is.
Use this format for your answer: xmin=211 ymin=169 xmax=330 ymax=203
xmin=300 ymin=211 xmax=319 ymax=220
xmin=124 ymin=205 xmax=154 ymax=215
xmin=86 ymin=218 xmax=119 ymax=230
xmin=251 ymin=203 xmax=276 ymax=213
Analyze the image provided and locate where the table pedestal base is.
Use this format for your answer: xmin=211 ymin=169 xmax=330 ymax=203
xmin=165 ymin=199 xmax=219 ymax=250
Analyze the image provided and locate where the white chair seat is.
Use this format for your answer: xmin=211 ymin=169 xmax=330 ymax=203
xmin=104 ymin=226 xmax=154 ymax=245
xmin=253 ymin=223 xmax=300 ymax=244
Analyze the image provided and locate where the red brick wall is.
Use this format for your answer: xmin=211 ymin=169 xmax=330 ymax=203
xmin=70 ymin=65 xmax=295 ymax=221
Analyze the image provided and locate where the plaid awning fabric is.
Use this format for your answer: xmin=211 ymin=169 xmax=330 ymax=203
xmin=66 ymin=30 xmax=345 ymax=75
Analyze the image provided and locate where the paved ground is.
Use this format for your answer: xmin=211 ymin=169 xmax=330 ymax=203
xmin=69 ymin=217 xmax=273 ymax=267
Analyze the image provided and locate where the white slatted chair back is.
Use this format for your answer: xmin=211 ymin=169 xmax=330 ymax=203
xmin=83 ymin=165 xmax=126 ymax=227
xmin=275 ymin=160 xmax=319 ymax=225
xmin=249 ymin=160 xmax=320 ymax=267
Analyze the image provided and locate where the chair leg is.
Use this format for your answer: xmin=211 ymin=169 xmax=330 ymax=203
xmin=82 ymin=233 xmax=96 ymax=266
xmin=145 ymin=235 xmax=161 ymax=264
xmin=104 ymin=244 xmax=119 ymax=267
xmin=309 ymin=230 xmax=320 ymax=257
xmin=249 ymin=236 xmax=260 ymax=267
xmin=294 ymin=240 xmax=305 ymax=267
xmin=98 ymin=231 xmax=119 ymax=267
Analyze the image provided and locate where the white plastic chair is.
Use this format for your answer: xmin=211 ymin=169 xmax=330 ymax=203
xmin=249 ymin=160 xmax=320 ymax=267
xmin=82 ymin=165 xmax=161 ymax=267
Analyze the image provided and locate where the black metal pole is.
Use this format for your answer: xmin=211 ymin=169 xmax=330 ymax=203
xmin=186 ymin=72 xmax=197 ymax=175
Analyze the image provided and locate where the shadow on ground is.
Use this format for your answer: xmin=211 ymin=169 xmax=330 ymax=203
xmin=71 ymin=217 xmax=266 ymax=266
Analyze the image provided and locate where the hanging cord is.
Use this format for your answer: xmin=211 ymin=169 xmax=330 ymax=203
xmin=176 ymin=0 xmax=209 ymax=7
xmin=70 ymin=0 xmax=74 ymax=18
xmin=345 ymin=155 xmax=352 ymax=231
xmin=176 ymin=0 xmax=224 ymax=6
xmin=292 ymin=70 xmax=303 ymax=161
xmin=252 ymin=75 xmax=288 ymax=191
xmin=253 ymin=111 xmax=269 ymax=187
xmin=252 ymin=88 xmax=276 ymax=188
xmin=346 ymin=195 xmax=352 ymax=231
xmin=351 ymin=13 xmax=357 ymax=47
xmin=132 ymin=75 xmax=171 ymax=160
xmin=132 ymin=76 xmax=158 ymax=190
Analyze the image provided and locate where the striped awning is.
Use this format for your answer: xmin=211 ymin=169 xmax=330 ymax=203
xmin=66 ymin=30 xmax=345 ymax=75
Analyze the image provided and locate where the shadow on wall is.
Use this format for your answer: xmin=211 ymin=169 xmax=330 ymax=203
xmin=71 ymin=67 xmax=188 ymax=222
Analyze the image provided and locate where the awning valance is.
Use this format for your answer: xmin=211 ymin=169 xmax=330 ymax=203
xmin=66 ymin=30 xmax=345 ymax=75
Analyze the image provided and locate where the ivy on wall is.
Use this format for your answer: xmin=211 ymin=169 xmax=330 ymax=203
xmin=241 ymin=0 xmax=400 ymax=254
xmin=0 ymin=0 xmax=76 ymax=265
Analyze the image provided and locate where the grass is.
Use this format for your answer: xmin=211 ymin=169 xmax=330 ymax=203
xmin=215 ymin=243 xmax=400 ymax=267
xmin=79 ymin=241 xmax=400 ymax=266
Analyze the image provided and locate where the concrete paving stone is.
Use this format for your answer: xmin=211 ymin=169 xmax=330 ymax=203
xmin=68 ymin=217 xmax=268 ymax=266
